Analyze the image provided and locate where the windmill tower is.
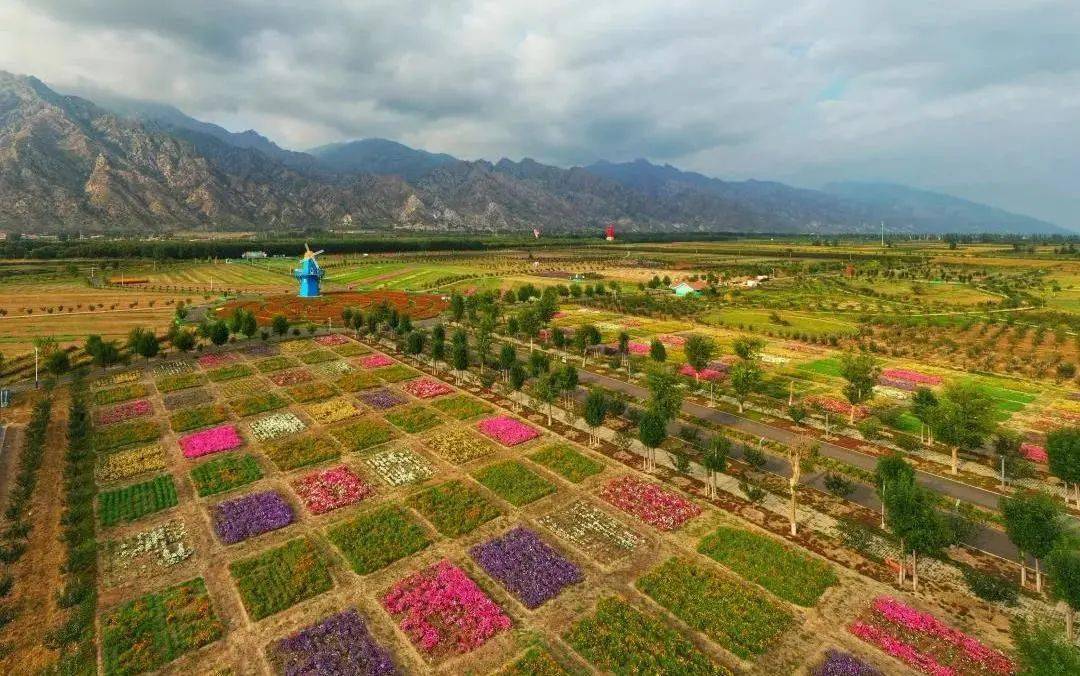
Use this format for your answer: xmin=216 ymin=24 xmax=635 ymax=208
xmin=294 ymin=243 xmax=325 ymax=298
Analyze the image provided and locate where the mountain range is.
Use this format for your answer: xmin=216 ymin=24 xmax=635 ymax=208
xmin=0 ymin=71 xmax=1065 ymax=235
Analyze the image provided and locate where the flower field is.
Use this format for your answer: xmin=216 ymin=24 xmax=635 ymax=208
xmin=599 ymin=476 xmax=701 ymax=531
xmin=382 ymin=559 xmax=511 ymax=658
xmin=102 ymin=519 xmax=194 ymax=587
xmin=529 ymin=443 xmax=603 ymax=483
xmin=279 ymin=339 xmax=316 ymax=355
xmin=93 ymin=370 xmax=141 ymax=389
xmin=99 ymin=474 xmax=179 ymax=526
xmin=93 ymin=419 xmax=162 ymax=452
xmin=96 ymin=443 xmax=166 ymax=484
xmin=407 ymin=480 xmax=501 ymax=537
xmin=96 ymin=399 xmax=152 ymax=425
xmin=401 ymin=377 xmax=454 ymax=399
xmin=312 ymin=359 xmax=355 ymax=378
xmin=314 ymin=333 xmax=351 ymax=346
xmin=364 ymin=446 xmax=435 ymax=485
xmin=849 ymin=596 xmax=1013 ymax=675
xmin=207 ymin=363 xmax=254 ymax=382
xmin=476 ymin=415 xmax=539 ymax=446
xmin=190 ymin=453 xmax=263 ymax=496
xmin=470 ymin=527 xmax=582 ymax=608
xmin=169 ymin=402 xmax=230 ymax=432
xmin=213 ymin=490 xmax=294 ymax=543
xmin=306 ymin=396 xmax=361 ymax=424
xmin=250 ymin=411 xmax=307 ymax=441
xmin=257 ymin=355 xmax=300 ymax=372
xmin=373 ymin=364 xmax=418 ymax=383
xmin=197 ymin=352 xmax=239 ymax=368
xmin=163 ymin=387 xmax=213 ymax=410
xmin=93 ymin=383 xmax=148 ymax=406
xmin=431 ymin=394 xmax=492 ymax=420
xmin=179 ymin=424 xmax=243 ymax=458
xmin=359 ymin=387 xmax=406 ymax=410
xmin=331 ymin=418 xmax=396 ymax=452
xmin=231 ymin=391 xmax=289 ymax=417
xmin=337 ymin=370 xmax=383 ymax=392
xmin=328 ymin=506 xmax=431 ymax=574
xmin=538 ymin=500 xmax=643 ymax=565
xmin=423 ymin=427 xmax=496 ymax=464
xmin=229 ymin=538 xmax=334 ymax=620
xmin=155 ymin=371 xmax=206 ymax=393
xmin=813 ymin=649 xmax=882 ymax=676
xmin=265 ymin=434 xmax=340 ymax=470
xmin=299 ymin=349 xmax=337 ymax=364
xmin=293 ymin=465 xmax=374 ymax=514
xmin=271 ymin=609 xmax=396 ymax=676
xmin=473 ymin=460 xmax=556 ymax=506
xmin=217 ymin=376 xmax=266 ymax=398
xmin=268 ymin=368 xmax=315 ymax=387
xmin=360 ymin=354 xmax=394 ymax=369
xmin=880 ymin=368 xmax=943 ymax=386
xmin=385 ymin=405 xmax=443 ymax=433
xmin=287 ymin=379 xmax=340 ymax=402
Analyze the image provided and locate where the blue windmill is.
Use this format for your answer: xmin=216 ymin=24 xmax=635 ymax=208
xmin=293 ymin=243 xmax=325 ymax=298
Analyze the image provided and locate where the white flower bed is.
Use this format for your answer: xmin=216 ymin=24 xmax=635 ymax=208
xmin=250 ymin=411 xmax=307 ymax=441
xmin=153 ymin=360 xmax=195 ymax=377
xmin=103 ymin=519 xmax=194 ymax=586
xmin=874 ymin=385 xmax=912 ymax=401
xmin=760 ymin=353 xmax=790 ymax=365
xmin=539 ymin=500 xmax=643 ymax=565
xmin=364 ymin=446 xmax=435 ymax=486
xmin=312 ymin=360 xmax=355 ymax=378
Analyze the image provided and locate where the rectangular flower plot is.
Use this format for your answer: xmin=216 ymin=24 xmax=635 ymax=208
xmin=197 ymin=351 xmax=239 ymax=369
xmin=265 ymin=434 xmax=341 ymax=471
xmin=190 ymin=453 xmax=263 ymax=497
xmin=470 ymin=527 xmax=582 ymax=609
xmin=287 ymin=379 xmax=340 ymax=403
xmin=250 ymin=411 xmax=307 ymax=441
xmin=364 ymin=446 xmax=435 ymax=486
xmin=306 ymin=396 xmax=362 ymax=425
xmin=376 ymin=364 xmax=419 ymax=383
xmin=528 ymin=443 xmax=604 ymax=483
xmin=499 ymin=647 xmax=568 ymax=676
xmin=538 ymin=500 xmax=643 ymax=566
xmin=93 ymin=370 xmax=141 ymax=389
xmin=270 ymin=608 xmax=396 ymax=676
xmin=314 ymin=333 xmax=352 ymax=347
xmin=300 ymin=349 xmax=338 ymax=364
xmin=170 ymin=403 xmax=231 ymax=433
xmin=99 ymin=474 xmax=178 ymax=527
xmin=431 ymin=394 xmax=493 ymax=420
xmin=384 ymin=405 xmax=443 ymax=433
xmin=476 ymin=415 xmax=540 ymax=447
xmin=813 ymin=650 xmax=882 ymax=676
xmin=230 ymin=537 xmax=333 ymax=621
xmin=401 ymin=377 xmax=454 ymax=399
xmin=599 ymin=476 xmax=701 ymax=531
xmin=331 ymin=418 xmax=397 ymax=454
xmin=359 ymin=354 xmax=394 ymax=369
xmin=333 ymin=342 xmax=370 ymax=357
xmin=564 ymin=597 xmax=728 ymax=676
xmin=95 ymin=399 xmax=152 ymax=426
xmin=102 ymin=518 xmax=194 ymax=587
xmin=245 ymin=342 xmax=278 ymax=357
xmin=230 ymin=391 xmax=289 ymax=417
xmin=311 ymin=359 xmax=355 ymax=379
xmin=849 ymin=596 xmax=1014 ymax=676
xmin=93 ymin=383 xmax=148 ymax=406
xmin=207 ymin=363 xmax=254 ymax=382
xmin=359 ymin=387 xmax=406 ymax=410
xmin=163 ymin=387 xmax=214 ymax=411
xmin=293 ymin=465 xmax=374 ymax=515
xmin=156 ymin=371 xmax=207 ymax=393
xmin=382 ymin=559 xmax=511 ymax=658
xmin=94 ymin=419 xmax=162 ymax=453
xmin=279 ymin=339 xmax=317 ymax=355
xmin=102 ymin=578 xmax=224 ymax=676
xmin=217 ymin=376 xmax=266 ymax=399
xmin=257 ymin=356 xmax=301 ymax=373
xmin=213 ymin=490 xmax=295 ymax=544
xmin=636 ymin=557 xmax=793 ymax=660
xmin=473 ymin=460 xmax=556 ymax=506
xmin=179 ymin=424 xmax=244 ymax=459
xmin=96 ymin=443 xmax=166 ymax=485
xmin=336 ymin=370 xmax=383 ymax=392
xmin=697 ymin=527 xmax=837 ymax=607
xmin=268 ymin=367 xmax=315 ymax=387
xmin=328 ymin=505 xmax=430 ymax=575
xmin=408 ymin=480 xmax=501 ymax=537
xmin=423 ymin=427 xmax=496 ymax=465
xmin=153 ymin=359 xmax=196 ymax=376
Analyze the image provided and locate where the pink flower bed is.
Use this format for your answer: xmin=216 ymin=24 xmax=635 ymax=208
xmin=810 ymin=396 xmax=869 ymax=420
xmin=382 ymin=559 xmax=511 ymax=656
xmin=360 ymin=354 xmax=394 ymax=369
xmin=292 ymin=465 xmax=374 ymax=515
xmin=314 ymin=334 xmax=351 ymax=346
xmin=96 ymin=399 xmax=152 ymax=425
xmin=881 ymin=369 xmax=943 ymax=386
xmin=678 ymin=364 xmax=725 ymax=381
xmin=850 ymin=596 xmax=1013 ymax=676
xmin=197 ymin=352 xmax=238 ymax=368
xmin=599 ymin=476 xmax=702 ymax=531
xmin=268 ymin=369 xmax=313 ymax=387
xmin=1020 ymin=442 xmax=1047 ymax=463
xmin=402 ymin=377 xmax=454 ymax=399
xmin=476 ymin=416 xmax=539 ymax=446
xmin=658 ymin=334 xmax=686 ymax=347
xmin=179 ymin=424 xmax=243 ymax=459
xmin=627 ymin=341 xmax=650 ymax=355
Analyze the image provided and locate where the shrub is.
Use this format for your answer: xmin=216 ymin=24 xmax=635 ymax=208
xmin=961 ymin=566 xmax=1018 ymax=606
xmin=823 ymin=472 xmax=856 ymax=498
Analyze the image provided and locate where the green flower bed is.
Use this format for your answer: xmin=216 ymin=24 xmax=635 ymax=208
xmin=99 ymin=474 xmax=178 ymax=527
xmin=93 ymin=383 xmax=147 ymax=406
xmin=431 ymin=394 xmax=493 ymax=420
xmin=499 ymin=647 xmax=568 ymax=675
xmin=229 ymin=392 xmax=288 ymax=417
xmin=299 ymin=349 xmax=337 ymax=364
xmin=287 ymin=380 xmax=339 ymax=403
xmin=207 ymin=363 xmax=254 ymax=382
xmin=375 ymin=364 xmax=418 ymax=383
xmin=330 ymin=418 xmax=396 ymax=453
xmin=170 ymin=403 xmax=231 ymax=432
xmin=265 ymin=434 xmax=340 ymax=471
xmin=229 ymin=538 xmax=333 ymax=621
xmin=335 ymin=370 xmax=382 ymax=392
xmin=102 ymin=578 xmax=224 ymax=676
xmin=528 ymin=443 xmax=604 ymax=483
xmin=636 ymin=557 xmax=793 ymax=659
xmin=473 ymin=460 xmax=556 ymax=506
xmin=564 ymin=597 xmax=729 ymax=675
xmin=332 ymin=342 xmax=369 ymax=356
xmin=190 ymin=454 xmax=263 ymax=497
xmin=697 ymin=527 xmax=837 ymax=607
xmin=327 ymin=506 xmax=430 ymax=574
xmin=94 ymin=419 xmax=161 ymax=452
xmin=384 ymin=405 xmax=443 ymax=433
xmin=407 ymin=480 xmax=500 ymax=537
xmin=155 ymin=372 xmax=207 ymax=393
xmin=256 ymin=356 xmax=299 ymax=372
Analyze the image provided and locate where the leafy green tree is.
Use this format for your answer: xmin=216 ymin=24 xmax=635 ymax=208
xmin=1001 ymin=492 xmax=1064 ymax=592
xmin=499 ymin=343 xmax=517 ymax=379
xmin=475 ymin=324 xmax=493 ymax=374
xmin=451 ymin=338 xmax=469 ymax=373
xmin=45 ymin=349 xmax=70 ymax=376
xmin=240 ymin=311 xmax=258 ymax=339
xmin=552 ymin=327 xmax=566 ymax=349
xmin=1047 ymin=427 xmax=1080 ymax=508
xmin=875 ymin=452 xmax=916 ymax=534
xmin=405 ymin=330 xmax=425 ymax=356
xmin=931 ymin=380 xmax=998 ymax=475
xmin=209 ymin=321 xmax=230 ymax=346
xmin=518 ymin=308 xmax=541 ymax=349
xmin=450 ymin=294 xmax=465 ymax=322
xmin=172 ymin=329 xmax=196 ymax=352
xmin=528 ymin=350 xmax=550 ymax=377
xmin=682 ymin=334 xmax=715 ymax=375
xmin=533 ymin=373 xmax=558 ymax=425
xmin=430 ymin=333 xmax=445 ymax=372
xmin=1011 ymin=617 xmax=1080 ymax=674
xmin=645 ymin=366 xmax=683 ymax=422
xmin=1047 ymin=547 xmax=1080 ymax=642
xmin=729 ymin=361 xmax=760 ymax=413
xmin=702 ymin=435 xmax=731 ymax=498
xmin=840 ymin=351 xmax=880 ymax=424
xmin=911 ymin=387 xmax=939 ymax=444
xmin=638 ymin=410 xmax=668 ymax=472
xmin=583 ymin=388 xmax=609 ymax=446
xmin=617 ymin=331 xmax=630 ymax=355
xmin=509 ymin=363 xmax=527 ymax=403
xmin=732 ymin=336 xmax=764 ymax=362
xmin=649 ymin=338 xmax=666 ymax=363
xmin=788 ymin=403 xmax=808 ymax=428
xmin=272 ymin=314 xmax=290 ymax=337
xmin=573 ymin=324 xmax=601 ymax=366
xmin=885 ymin=479 xmax=952 ymax=593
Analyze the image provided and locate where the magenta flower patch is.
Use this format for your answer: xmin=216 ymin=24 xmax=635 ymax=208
xmin=476 ymin=416 xmax=539 ymax=446
xmin=360 ymin=354 xmax=394 ymax=369
xmin=179 ymin=424 xmax=243 ymax=459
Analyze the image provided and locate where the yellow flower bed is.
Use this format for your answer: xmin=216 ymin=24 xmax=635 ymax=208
xmin=305 ymin=397 xmax=361 ymax=425
xmin=96 ymin=444 xmax=167 ymax=485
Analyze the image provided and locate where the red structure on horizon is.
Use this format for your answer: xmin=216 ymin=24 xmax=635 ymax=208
xmin=605 ymin=224 xmax=616 ymax=241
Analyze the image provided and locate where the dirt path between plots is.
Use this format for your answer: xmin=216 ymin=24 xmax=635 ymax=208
xmin=0 ymin=392 xmax=70 ymax=673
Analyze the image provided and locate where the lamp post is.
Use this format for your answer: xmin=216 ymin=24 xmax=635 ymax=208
xmin=34 ymin=346 xmax=39 ymax=389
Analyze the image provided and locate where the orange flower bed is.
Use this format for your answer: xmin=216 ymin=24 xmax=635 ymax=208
xmin=218 ymin=290 xmax=447 ymax=325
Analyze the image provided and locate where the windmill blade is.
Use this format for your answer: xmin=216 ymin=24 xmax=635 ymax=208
xmin=304 ymin=242 xmax=311 ymax=253
xmin=313 ymin=250 xmax=325 ymax=257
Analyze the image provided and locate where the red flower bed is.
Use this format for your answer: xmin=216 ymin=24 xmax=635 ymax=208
xmin=292 ymin=465 xmax=375 ymax=514
xmin=599 ymin=476 xmax=701 ymax=531
xmin=881 ymin=369 xmax=943 ymax=386
xmin=658 ymin=334 xmax=686 ymax=347
xmin=219 ymin=290 xmax=447 ymax=325
xmin=359 ymin=354 xmax=394 ymax=369
xmin=268 ymin=369 xmax=314 ymax=387
xmin=96 ymin=399 xmax=152 ymax=425
xmin=402 ymin=377 xmax=454 ymax=399
xmin=678 ymin=364 xmax=725 ymax=381
xmin=809 ymin=396 xmax=869 ymax=420
xmin=314 ymin=334 xmax=351 ymax=346
xmin=1020 ymin=442 xmax=1047 ymax=463
xmin=197 ymin=352 xmax=239 ymax=368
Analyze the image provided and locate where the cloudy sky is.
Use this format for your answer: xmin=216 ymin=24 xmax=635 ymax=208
xmin=2 ymin=0 xmax=1078 ymax=228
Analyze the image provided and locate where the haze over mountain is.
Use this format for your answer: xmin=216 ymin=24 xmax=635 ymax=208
xmin=0 ymin=72 xmax=1066 ymax=235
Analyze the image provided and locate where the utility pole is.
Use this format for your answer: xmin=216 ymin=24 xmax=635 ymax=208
xmin=34 ymin=346 xmax=39 ymax=389
xmin=881 ymin=221 xmax=885 ymax=247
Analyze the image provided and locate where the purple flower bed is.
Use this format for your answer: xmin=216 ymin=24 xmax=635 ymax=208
xmin=877 ymin=375 xmax=918 ymax=391
xmin=213 ymin=490 xmax=294 ymax=544
xmin=469 ymin=526 xmax=582 ymax=608
xmin=812 ymin=649 xmax=882 ymax=676
xmin=360 ymin=388 xmax=405 ymax=410
xmin=274 ymin=609 xmax=396 ymax=676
